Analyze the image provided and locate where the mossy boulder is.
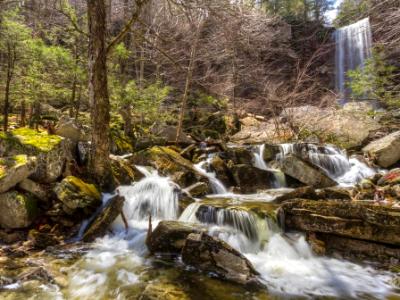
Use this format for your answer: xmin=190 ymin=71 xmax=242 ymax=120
xmin=110 ymin=155 xmax=144 ymax=186
xmin=0 ymin=155 xmax=37 ymax=193
xmin=131 ymin=146 xmax=206 ymax=187
xmin=0 ymin=191 xmax=38 ymax=229
xmin=54 ymin=176 xmax=101 ymax=214
xmin=0 ymin=128 xmax=68 ymax=183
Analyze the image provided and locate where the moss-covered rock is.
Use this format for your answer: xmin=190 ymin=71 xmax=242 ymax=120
xmin=0 ymin=128 xmax=68 ymax=183
xmin=110 ymin=155 xmax=144 ymax=186
xmin=0 ymin=155 xmax=37 ymax=193
xmin=54 ymin=176 xmax=101 ymax=214
xmin=131 ymin=146 xmax=206 ymax=187
xmin=0 ymin=191 xmax=38 ymax=229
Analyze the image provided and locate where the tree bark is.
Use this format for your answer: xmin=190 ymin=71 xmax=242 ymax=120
xmin=3 ymin=44 xmax=15 ymax=132
xmin=87 ymin=0 xmax=113 ymax=188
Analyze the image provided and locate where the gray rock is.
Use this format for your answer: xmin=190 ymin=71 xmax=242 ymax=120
xmin=182 ymin=233 xmax=260 ymax=286
xmin=279 ymin=155 xmax=337 ymax=188
xmin=230 ymin=164 xmax=275 ymax=193
xmin=147 ymin=220 xmax=206 ymax=254
xmin=363 ymin=131 xmax=400 ymax=168
xmin=0 ymin=191 xmax=38 ymax=229
xmin=18 ymin=178 xmax=50 ymax=202
xmin=55 ymin=116 xmax=85 ymax=143
xmin=0 ymin=155 xmax=37 ymax=193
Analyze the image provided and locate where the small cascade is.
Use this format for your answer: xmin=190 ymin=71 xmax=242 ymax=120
xmin=252 ymin=144 xmax=287 ymax=188
xmin=117 ymin=173 xmax=179 ymax=226
xmin=194 ymin=156 xmax=228 ymax=194
xmin=180 ymin=203 xmax=274 ymax=253
xmin=335 ymin=18 xmax=373 ymax=103
xmin=277 ymin=143 xmax=376 ymax=186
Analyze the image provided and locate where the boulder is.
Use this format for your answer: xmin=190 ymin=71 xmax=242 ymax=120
xmin=55 ymin=116 xmax=86 ymax=143
xmin=110 ymin=155 xmax=144 ymax=186
xmin=182 ymin=233 xmax=259 ymax=286
xmin=210 ymin=156 xmax=234 ymax=187
xmin=224 ymin=146 xmax=254 ymax=165
xmin=54 ymin=176 xmax=101 ymax=213
xmin=147 ymin=220 xmax=206 ymax=254
xmin=230 ymin=164 xmax=276 ymax=193
xmin=0 ymin=155 xmax=37 ymax=193
xmin=18 ymin=178 xmax=50 ymax=202
xmin=281 ymin=199 xmax=400 ymax=246
xmin=363 ymin=131 xmax=400 ymax=168
xmin=279 ymin=155 xmax=337 ymax=188
xmin=82 ymin=195 xmax=124 ymax=242
xmin=0 ymin=128 xmax=69 ymax=183
xmin=281 ymin=105 xmax=381 ymax=149
xmin=0 ymin=191 xmax=38 ymax=229
xmin=131 ymin=146 xmax=206 ymax=187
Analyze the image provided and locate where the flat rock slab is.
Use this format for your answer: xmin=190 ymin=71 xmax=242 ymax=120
xmin=282 ymin=199 xmax=400 ymax=246
xmin=0 ymin=155 xmax=37 ymax=193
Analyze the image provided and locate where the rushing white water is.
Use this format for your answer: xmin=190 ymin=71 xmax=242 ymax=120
xmin=253 ymin=144 xmax=287 ymax=188
xmin=277 ymin=143 xmax=376 ymax=186
xmin=335 ymin=18 xmax=373 ymax=103
xmin=65 ymin=153 xmax=390 ymax=299
xmin=194 ymin=156 xmax=228 ymax=194
xmin=179 ymin=203 xmax=393 ymax=298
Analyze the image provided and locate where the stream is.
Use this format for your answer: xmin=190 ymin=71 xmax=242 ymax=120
xmin=1 ymin=144 xmax=399 ymax=299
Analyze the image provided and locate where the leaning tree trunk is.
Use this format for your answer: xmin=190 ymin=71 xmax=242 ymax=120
xmin=87 ymin=0 xmax=112 ymax=188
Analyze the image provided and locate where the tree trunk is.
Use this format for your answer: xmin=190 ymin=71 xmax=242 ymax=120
xmin=20 ymin=100 xmax=26 ymax=127
xmin=3 ymin=44 xmax=15 ymax=132
xmin=87 ymin=0 xmax=113 ymax=188
xmin=175 ymin=19 xmax=202 ymax=143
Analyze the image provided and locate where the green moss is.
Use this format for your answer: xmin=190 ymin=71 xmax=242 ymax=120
xmin=0 ymin=155 xmax=29 ymax=180
xmin=65 ymin=176 xmax=101 ymax=200
xmin=11 ymin=127 xmax=63 ymax=153
xmin=16 ymin=192 xmax=38 ymax=219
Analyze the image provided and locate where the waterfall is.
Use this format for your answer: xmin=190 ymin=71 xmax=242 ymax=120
xmin=252 ymin=144 xmax=287 ymax=188
xmin=335 ymin=18 xmax=373 ymax=103
xmin=180 ymin=202 xmax=273 ymax=253
xmin=194 ymin=156 xmax=228 ymax=194
xmin=277 ymin=143 xmax=376 ymax=186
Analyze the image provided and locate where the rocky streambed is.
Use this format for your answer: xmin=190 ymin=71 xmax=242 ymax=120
xmin=1 ymin=115 xmax=400 ymax=299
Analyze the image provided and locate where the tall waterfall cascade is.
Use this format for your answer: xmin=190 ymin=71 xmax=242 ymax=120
xmin=335 ymin=17 xmax=373 ymax=103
